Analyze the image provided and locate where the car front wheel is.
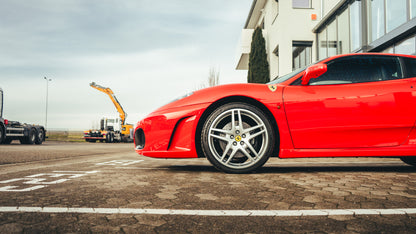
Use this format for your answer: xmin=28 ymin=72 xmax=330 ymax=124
xmin=201 ymin=102 xmax=275 ymax=173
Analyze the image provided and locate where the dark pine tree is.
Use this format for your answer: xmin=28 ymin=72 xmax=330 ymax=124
xmin=247 ymin=27 xmax=270 ymax=83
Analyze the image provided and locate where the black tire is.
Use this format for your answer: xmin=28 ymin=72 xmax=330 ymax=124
xmin=35 ymin=128 xmax=44 ymax=145
xmin=21 ymin=128 xmax=36 ymax=145
xmin=0 ymin=126 xmax=4 ymax=144
xmin=400 ymin=157 xmax=416 ymax=166
xmin=3 ymin=139 xmax=12 ymax=144
xmin=106 ymin=133 xmax=113 ymax=143
xmin=201 ymin=102 xmax=275 ymax=173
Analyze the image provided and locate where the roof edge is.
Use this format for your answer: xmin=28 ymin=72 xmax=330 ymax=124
xmin=312 ymin=0 xmax=349 ymax=33
xmin=244 ymin=0 xmax=258 ymax=29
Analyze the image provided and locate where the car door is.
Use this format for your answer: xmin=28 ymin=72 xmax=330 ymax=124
xmin=283 ymin=55 xmax=416 ymax=149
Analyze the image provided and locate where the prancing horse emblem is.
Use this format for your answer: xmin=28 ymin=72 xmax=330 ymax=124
xmin=268 ymin=84 xmax=277 ymax=92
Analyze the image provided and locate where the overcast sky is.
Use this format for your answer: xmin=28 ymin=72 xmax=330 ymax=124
xmin=0 ymin=0 xmax=251 ymax=130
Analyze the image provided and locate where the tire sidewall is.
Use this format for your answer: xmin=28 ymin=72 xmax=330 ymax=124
xmin=201 ymin=102 xmax=275 ymax=173
xmin=28 ymin=128 xmax=36 ymax=144
xmin=35 ymin=128 xmax=44 ymax=144
xmin=0 ymin=125 xmax=3 ymax=144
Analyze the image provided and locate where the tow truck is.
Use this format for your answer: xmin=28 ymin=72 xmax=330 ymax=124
xmin=83 ymin=82 xmax=134 ymax=143
xmin=0 ymin=87 xmax=46 ymax=144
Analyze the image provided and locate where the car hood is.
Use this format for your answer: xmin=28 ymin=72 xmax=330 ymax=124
xmin=149 ymin=83 xmax=285 ymax=115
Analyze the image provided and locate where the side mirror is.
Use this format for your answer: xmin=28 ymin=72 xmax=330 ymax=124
xmin=301 ymin=64 xmax=328 ymax=85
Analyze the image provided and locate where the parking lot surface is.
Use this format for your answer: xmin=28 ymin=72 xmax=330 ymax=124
xmin=1 ymin=141 xmax=416 ymax=233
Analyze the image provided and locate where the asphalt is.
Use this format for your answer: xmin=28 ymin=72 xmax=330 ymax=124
xmin=1 ymin=141 xmax=416 ymax=233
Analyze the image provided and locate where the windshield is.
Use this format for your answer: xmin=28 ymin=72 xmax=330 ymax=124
xmin=267 ymin=67 xmax=305 ymax=84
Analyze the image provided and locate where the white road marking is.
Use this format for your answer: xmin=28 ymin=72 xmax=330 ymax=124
xmin=0 ymin=171 xmax=99 ymax=192
xmin=95 ymin=160 xmax=144 ymax=166
xmin=0 ymin=207 xmax=415 ymax=217
xmin=0 ymin=186 xmax=46 ymax=192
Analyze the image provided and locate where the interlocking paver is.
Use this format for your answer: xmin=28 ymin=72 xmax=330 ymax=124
xmin=1 ymin=143 xmax=416 ymax=232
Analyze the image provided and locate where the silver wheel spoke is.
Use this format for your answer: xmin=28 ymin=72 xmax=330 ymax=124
xmin=221 ymin=143 xmax=232 ymax=161
xmin=206 ymin=107 xmax=270 ymax=171
xmin=225 ymin=148 xmax=239 ymax=164
xmin=243 ymin=124 xmax=265 ymax=134
xmin=209 ymin=133 xmax=229 ymax=142
xmin=248 ymin=129 xmax=266 ymax=140
xmin=211 ymin=128 xmax=232 ymax=135
xmin=240 ymin=147 xmax=255 ymax=162
xmin=231 ymin=110 xmax=236 ymax=129
xmin=237 ymin=110 xmax=243 ymax=129
xmin=246 ymin=142 xmax=259 ymax=158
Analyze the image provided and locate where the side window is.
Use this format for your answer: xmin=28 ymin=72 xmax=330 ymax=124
xmin=310 ymin=56 xmax=403 ymax=85
xmin=402 ymin=57 xmax=416 ymax=78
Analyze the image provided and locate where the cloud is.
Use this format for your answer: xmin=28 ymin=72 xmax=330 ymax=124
xmin=0 ymin=0 xmax=251 ymax=130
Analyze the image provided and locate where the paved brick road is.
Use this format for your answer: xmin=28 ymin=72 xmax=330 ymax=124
xmin=1 ymin=142 xmax=416 ymax=233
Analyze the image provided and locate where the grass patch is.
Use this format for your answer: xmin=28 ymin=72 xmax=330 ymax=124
xmin=46 ymin=130 xmax=85 ymax=142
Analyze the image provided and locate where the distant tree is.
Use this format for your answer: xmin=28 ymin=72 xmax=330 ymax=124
xmin=207 ymin=67 xmax=220 ymax=87
xmin=248 ymin=27 xmax=270 ymax=83
xmin=198 ymin=66 xmax=220 ymax=90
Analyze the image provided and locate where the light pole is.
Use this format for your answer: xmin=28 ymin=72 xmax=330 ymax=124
xmin=44 ymin=77 xmax=52 ymax=131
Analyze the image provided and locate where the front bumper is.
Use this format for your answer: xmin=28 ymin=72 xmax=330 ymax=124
xmin=134 ymin=103 xmax=209 ymax=158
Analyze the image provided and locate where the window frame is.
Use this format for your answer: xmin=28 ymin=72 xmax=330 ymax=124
xmin=308 ymin=55 xmax=404 ymax=86
xmin=292 ymin=0 xmax=312 ymax=9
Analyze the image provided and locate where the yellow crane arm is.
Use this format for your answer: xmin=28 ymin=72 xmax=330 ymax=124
xmin=90 ymin=82 xmax=127 ymax=125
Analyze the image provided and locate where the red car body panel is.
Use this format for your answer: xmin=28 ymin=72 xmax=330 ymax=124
xmin=135 ymin=53 xmax=416 ymax=159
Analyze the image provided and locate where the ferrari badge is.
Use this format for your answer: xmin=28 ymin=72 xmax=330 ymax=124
xmin=268 ymin=84 xmax=277 ymax=92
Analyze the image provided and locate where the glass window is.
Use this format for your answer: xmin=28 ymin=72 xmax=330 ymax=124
xmin=292 ymin=0 xmax=311 ymax=8
xmin=395 ymin=36 xmax=416 ymax=55
xmin=337 ymin=8 xmax=350 ymax=54
xmin=305 ymin=46 xmax=311 ymax=65
xmin=292 ymin=43 xmax=312 ymax=70
xmin=350 ymin=1 xmax=362 ymax=51
xmin=369 ymin=0 xmax=385 ymax=42
xmin=403 ymin=57 xmax=416 ymax=77
xmin=382 ymin=46 xmax=394 ymax=53
xmin=300 ymin=50 xmax=306 ymax=68
xmin=318 ymin=29 xmax=327 ymax=59
xmin=310 ymin=56 xmax=402 ymax=85
xmin=327 ymin=20 xmax=337 ymax=57
xmin=412 ymin=0 xmax=416 ymax=19
xmin=386 ymin=0 xmax=407 ymax=33
xmin=294 ymin=55 xmax=300 ymax=69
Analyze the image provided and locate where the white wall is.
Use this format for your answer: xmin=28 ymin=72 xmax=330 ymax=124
xmin=262 ymin=0 xmax=321 ymax=77
xmin=238 ymin=0 xmax=341 ymax=78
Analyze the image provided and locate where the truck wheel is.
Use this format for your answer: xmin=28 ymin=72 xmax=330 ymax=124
xmin=106 ymin=133 xmax=113 ymax=143
xmin=35 ymin=128 xmax=44 ymax=145
xmin=0 ymin=126 xmax=3 ymax=144
xmin=21 ymin=128 xmax=36 ymax=144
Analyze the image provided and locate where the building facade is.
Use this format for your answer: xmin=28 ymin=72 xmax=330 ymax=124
xmin=237 ymin=0 xmax=416 ymax=79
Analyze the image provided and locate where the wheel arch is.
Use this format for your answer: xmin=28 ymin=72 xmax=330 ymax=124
xmin=195 ymin=96 xmax=280 ymax=158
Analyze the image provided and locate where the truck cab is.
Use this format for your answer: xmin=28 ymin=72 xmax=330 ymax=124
xmin=101 ymin=117 xmax=121 ymax=132
xmin=0 ymin=87 xmax=46 ymax=145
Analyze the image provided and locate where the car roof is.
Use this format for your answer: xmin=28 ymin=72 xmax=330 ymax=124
xmin=319 ymin=53 xmax=416 ymax=63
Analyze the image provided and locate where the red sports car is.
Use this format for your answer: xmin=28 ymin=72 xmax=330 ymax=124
xmin=134 ymin=53 xmax=416 ymax=173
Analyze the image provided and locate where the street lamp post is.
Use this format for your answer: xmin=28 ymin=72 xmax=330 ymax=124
xmin=44 ymin=77 xmax=52 ymax=131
